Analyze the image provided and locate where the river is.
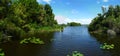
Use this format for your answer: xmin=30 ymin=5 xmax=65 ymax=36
xmin=0 ymin=26 xmax=120 ymax=56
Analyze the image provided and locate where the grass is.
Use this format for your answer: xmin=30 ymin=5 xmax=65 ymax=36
xmin=20 ymin=37 xmax=44 ymax=44
xmin=100 ymin=43 xmax=114 ymax=50
xmin=39 ymin=26 xmax=63 ymax=32
xmin=67 ymin=51 xmax=84 ymax=56
xmin=0 ymin=49 xmax=4 ymax=56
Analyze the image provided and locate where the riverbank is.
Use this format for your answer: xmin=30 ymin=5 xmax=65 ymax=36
xmin=38 ymin=26 xmax=63 ymax=32
xmin=0 ymin=25 xmax=64 ymax=43
xmin=88 ymin=5 xmax=120 ymax=36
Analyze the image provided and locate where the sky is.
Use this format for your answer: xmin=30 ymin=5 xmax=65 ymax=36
xmin=37 ymin=0 xmax=120 ymax=24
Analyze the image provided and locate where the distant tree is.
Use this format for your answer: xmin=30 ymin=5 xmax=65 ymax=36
xmin=67 ymin=22 xmax=81 ymax=26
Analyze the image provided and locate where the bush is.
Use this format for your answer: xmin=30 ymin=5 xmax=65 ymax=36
xmin=0 ymin=48 xmax=5 ymax=56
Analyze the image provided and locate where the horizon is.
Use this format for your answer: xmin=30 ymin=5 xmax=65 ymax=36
xmin=37 ymin=0 xmax=120 ymax=24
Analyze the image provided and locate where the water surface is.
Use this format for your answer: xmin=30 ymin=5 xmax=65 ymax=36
xmin=1 ymin=26 xmax=120 ymax=56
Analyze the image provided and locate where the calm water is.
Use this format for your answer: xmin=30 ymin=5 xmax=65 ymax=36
xmin=0 ymin=26 xmax=120 ymax=56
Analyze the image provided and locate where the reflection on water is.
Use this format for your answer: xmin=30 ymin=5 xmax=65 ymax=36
xmin=0 ymin=26 xmax=120 ymax=56
xmin=91 ymin=33 xmax=120 ymax=56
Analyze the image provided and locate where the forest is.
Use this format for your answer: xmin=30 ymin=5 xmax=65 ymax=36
xmin=0 ymin=0 xmax=62 ymax=42
xmin=89 ymin=5 xmax=120 ymax=35
xmin=67 ymin=22 xmax=81 ymax=26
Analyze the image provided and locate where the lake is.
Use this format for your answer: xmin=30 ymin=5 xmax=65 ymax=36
xmin=0 ymin=26 xmax=120 ymax=56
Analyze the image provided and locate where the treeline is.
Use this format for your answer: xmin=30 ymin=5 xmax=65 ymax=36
xmin=89 ymin=5 xmax=120 ymax=35
xmin=0 ymin=0 xmax=59 ymax=41
xmin=67 ymin=22 xmax=81 ymax=26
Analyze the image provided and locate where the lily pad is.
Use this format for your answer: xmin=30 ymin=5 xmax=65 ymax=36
xmin=20 ymin=37 xmax=44 ymax=44
xmin=100 ymin=43 xmax=114 ymax=50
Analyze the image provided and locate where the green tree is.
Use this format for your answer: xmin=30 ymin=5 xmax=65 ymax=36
xmin=102 ymin=6 xmax=107 ymax=14
xmin=0 ymin=0 xmax=11 ymax=19
xmin=89 ymin=5 xmax=120 ymax=35
xmin=44 ymin=4 xmax=56 ymax=26
xmin=0 ymin=0 xmax=59 ymax=41
xmin=67 ymin=22 xmax=81 ymax=26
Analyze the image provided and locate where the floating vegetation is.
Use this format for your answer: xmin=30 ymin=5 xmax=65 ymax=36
xmin=50 ymin=38 xmax=56 ymax=42
xmin=0 ymin=49 xmax=5 ymax=56
xmin=67 ymin=51 xmax=84 ymax=56
xmin=20 ymin=37 xmax=44 ymax=44
xmin=100 ymin=43 xmax=114 ymax=50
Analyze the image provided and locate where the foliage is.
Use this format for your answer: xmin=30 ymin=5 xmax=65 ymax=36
xmin=20 ymin=37 xmax=44 ymax=44
xmin=67 ymin=22 xmax=81 ymax=26
xmin=89 ymin=5 xmax=120 ymax=35
xmin=0 ymin=0 xmax=60 ymax=42
xmin=0 ymin=0 xmax=11 ymax=19
xmin=100 ymin=43 xmax=114 ymax=50
xmin=0 ymin=32 xmax=2 ymax=41
xmin=60 ymin=24 xmax=67 ymax=27
xmin=0 ymin=48 xmax=4 ymax=56
xmin=67 ymin=51 xmax=84 ymax=56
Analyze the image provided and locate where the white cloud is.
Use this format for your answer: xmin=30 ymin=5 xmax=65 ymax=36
xmin=97 ymin=1 xmax=100 ymax=4
xmin=71 ymin=9 xmax=79 ymax=14
xmin=102 ymin=5 xmax=109 ymax=8
xmin=103 ymin=0 xmax=109 ymax=2
xmin=37 ymin=0 xmax=52 ymax=4
xmin=42 ymin=0 xmax=52 ymax=4
xmin=55 ymin=15 xmax=93 ymax=24
xmin=37 ymin=0 xmax=42 ymax=3
xmin=70 ymin=19 xmax=93 ymax=24
xmin=55 ymin=16 xmax=68 ymax=24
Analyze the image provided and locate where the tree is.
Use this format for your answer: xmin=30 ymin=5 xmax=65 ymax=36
xmin=107 ymin=5 xmax=114 ymax=16
xmin=44 ymin=4 xmax=55 ymax=26
xmin=67 ymin=22 xmax=81 ymax=26
xmin=102 ymin=6 xmax=107 ymax=14
xmin=89 ymin=5 xmax=120 ymax=35
xmin=0 ymin=0 xmax=11 ymax=19
xmin=0 ymin=0 xmax=59 ymax=41
xmin=37 ymin=4 xmax=45 ymax=26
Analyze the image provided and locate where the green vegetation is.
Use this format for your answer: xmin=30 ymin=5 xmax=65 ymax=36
xmin=100 ymin=43 xmax=114 ymax=50
xmin=67 ymin=22 xmax=81 ymax=26
xmin=0 ymin=49 xmax=4 ymax=56
xmin=67 ymin=51 xmax=84 ymax=56
xmin=60 ymin=24 xmax=67 ymax=26
xmin=20 ymin=37 xmax=44 ymax=44
xmin=89 ymin=5 xmax=120 ymax=35
xmin=39 ymin=26 xmax=63 ymax=32
xmin=0 ymin=0 xmax=62 ymax=42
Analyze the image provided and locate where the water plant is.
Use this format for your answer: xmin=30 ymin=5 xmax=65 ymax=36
xmin=20 ymin=37 xmax=44 ymax=44
xmin=100 ymin=43 xmax=114 ymax=50
xmin=0 ymin=49 xmax=5 ymax=56
xmin=67 ymin=51 xmax=84 ymax=56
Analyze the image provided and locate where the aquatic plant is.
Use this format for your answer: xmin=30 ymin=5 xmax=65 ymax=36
xmin=0 ymin=49 xmax=5 ymax=56
xmin=100 ymin=43 xmax=114 ymax=50
xmin=67 ymin=51 xmax=84 ymax=56
xmin=50 ymin=38 xmax=56 ymax=42
xmin=20 ymin=37 xmax=44 ymax=44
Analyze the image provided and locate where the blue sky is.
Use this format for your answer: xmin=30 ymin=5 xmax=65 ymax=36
xmin=37 ymin=0 xmax=120 ymax=24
